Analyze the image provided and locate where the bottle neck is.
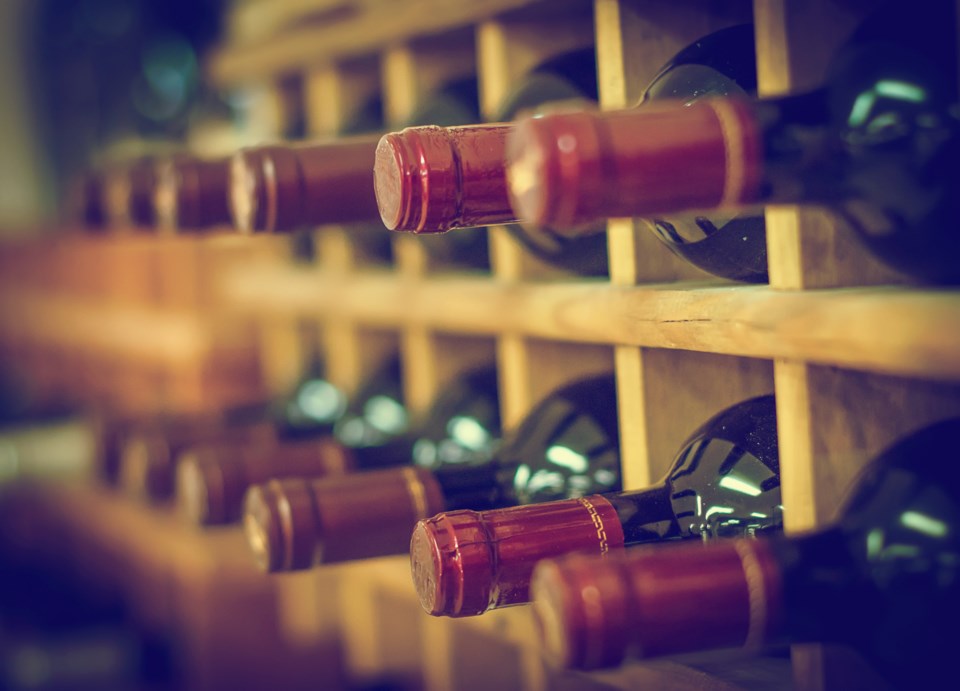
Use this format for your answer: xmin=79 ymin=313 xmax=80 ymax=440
xmin=755 ymin=88 xmax=842 ymax=206
xmin=769 ymin=528 xmax=866 ymax=646
xmin=604 ymin=483 xmax=676 ymax=545
xmin=431 ymin=462 xmax=504 ymax=511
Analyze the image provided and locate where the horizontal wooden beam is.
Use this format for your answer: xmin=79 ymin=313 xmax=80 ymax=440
xmin=0 ymin=293 xmax=213 ymax=364
xmin=220 ymin=265 xmax=960 ymax=381
xmin=208 ymin=0 xmax=560 ymax=86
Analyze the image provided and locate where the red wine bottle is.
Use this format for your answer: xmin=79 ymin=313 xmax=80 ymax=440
xmin=173 ymin=357 xmax=405 ymax=523
xmin=411 ymin=395 xmax=781 ymax=617
xmin=508 ymin=1 xmax=960 ymax=283
xmin=242 ymin=366 xmax=503 ymax=570
xmin=154 ymin=155 xmax=231 ymax=231
xmin=228 ymin=79 xmax=485 ymax=246
xmin=229 ymin=133 xmax=381 ymax=234
xmin=117 ymin=361 xmax=357 ymax=502
xmin=103 ymin=159 xmax=159 ymax=229
xmin=374 ymin=49 xmax=607 ymax=275
xmin=530 ymin=417 xmax=960 ymax=689
xmin=64 ymin=170 xmax=106 ymax=229
xmin=243 ymin=375 xmax=619 ymax=571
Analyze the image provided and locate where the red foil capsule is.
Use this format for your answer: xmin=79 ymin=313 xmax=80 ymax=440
xmin=374 ymin=124 xmax=518 ymax=233
xmin=506 ymin=98 xmax=762 ymax=231
xmin=410 ymin=495 xmax=625 ymax=618
xmin=243 ymin=466 xmax=447 ymax=573
xmin=64 ymin=171 xmax=106 ymax=229
xmin=155 ymin=156 xmax=231 ymax=231
xmin=175 ymin=436 xmax=356 ymax=526
xmin=229 ymin=135 xmax=381 ymax=233
xmin=118 ymin=420 xmax=277 ymax=503
xmin=530 ymin=540 xmax=783 ymax=670
xmin=103 ymin=159 xmax=159 ymax=229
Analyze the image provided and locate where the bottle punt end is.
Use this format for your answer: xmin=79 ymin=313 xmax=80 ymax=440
xmin=374 ymin=134 xmax=409 ymax=231
xmin=410 ymin=519 xmax=445 ymax=615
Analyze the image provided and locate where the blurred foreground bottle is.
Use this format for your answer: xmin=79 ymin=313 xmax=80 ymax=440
xmin=507 ymin=1 xmax=960 ymax=283
xmin=530 ymin=417 xmax=960 ymax=690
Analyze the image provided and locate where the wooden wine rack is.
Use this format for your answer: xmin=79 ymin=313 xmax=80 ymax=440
xmin=2 ymin=0 xmax=958 ymax=689
xmin=203 ymin=0 xmax=960 ymax=688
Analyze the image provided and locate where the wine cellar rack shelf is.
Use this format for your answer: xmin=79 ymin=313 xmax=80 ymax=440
xmin=4 ymin=0 xmax=959 ymax=690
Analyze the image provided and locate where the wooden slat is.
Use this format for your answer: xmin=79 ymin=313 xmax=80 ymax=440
xmin=209 ymin=0 xmax=578 ymax=86
xmin=219 ymin=266 xmax=960 ymax=382
xmin=0 ymin=293 xmax=214 ymax=365
xmin=23 ymin=484 xmax=343 ymax=690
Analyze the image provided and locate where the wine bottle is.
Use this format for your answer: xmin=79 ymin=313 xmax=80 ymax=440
xmin=102 ymin=159 xmax=159 ymax=229
xmin=154 ymin=155 xmax=231 ymax=231
xmin=230 ymin=79 xmax=492 ymax=270
xmin=64 ymin=170 xmax=106 ymax=229
xmin=175 ymin=435 xmax=354 ymax=526
xmin=410 ymin=395 xmax=781 ymax=617
xmin=530 ymin=417 xmax=960 ymax=688
xmin=507 ymin=2 xmax=960 ymax=283
xmin=243 ymin=374 xmax=616 ymax=572
xmin=172 ymin=357 xmax=402 ymax=525
xmin=117 ymin=362 xmax=355 ymax=502
xmin=374 ymin=48 xmax=607 ymax=275
xmin=229 ymin=133 xmax=382 ymax=234
xmin=242 ymin=365 xmax=501 ymax=570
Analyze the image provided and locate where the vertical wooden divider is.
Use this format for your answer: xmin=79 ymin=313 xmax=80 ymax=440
xmin=299 ymin=58 xmax=392 ymax=690
xmin=379 ymin=36 xmax=503 ymax=691
xmin=240 ymin=70 xmax=351 ymax=691
xmin=754 ymin=1 xmax=960 ymax=688
xmin=473 ymin=12 xmax=613 ymax=691
xmin=597 ymin=0 xmax=761 ymax=494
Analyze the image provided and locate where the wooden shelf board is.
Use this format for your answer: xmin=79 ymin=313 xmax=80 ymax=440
xmin=219 ymin=265 xmax=960 ymax=382
xmin=0 ymin=292 xmax=218 ymax=365
xmin=207 ymin=0 xmax=580 ymax=86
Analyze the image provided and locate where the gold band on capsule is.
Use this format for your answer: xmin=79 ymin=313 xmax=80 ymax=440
xmin=733 ymin=539 xmax=768 ymax=651
xmin=707 ymin=98 xmax=749 ymax=209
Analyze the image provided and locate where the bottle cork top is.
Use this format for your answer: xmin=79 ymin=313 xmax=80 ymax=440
xmin=410 ymin=496 xmax=625 ymax=618
xmin=410 ymin=511 xmax=496 ymax=617
xmin=243 ymin=478 xmax=320 ymax=572
xmin=374 ymin=127 xmax=460 ymax=233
